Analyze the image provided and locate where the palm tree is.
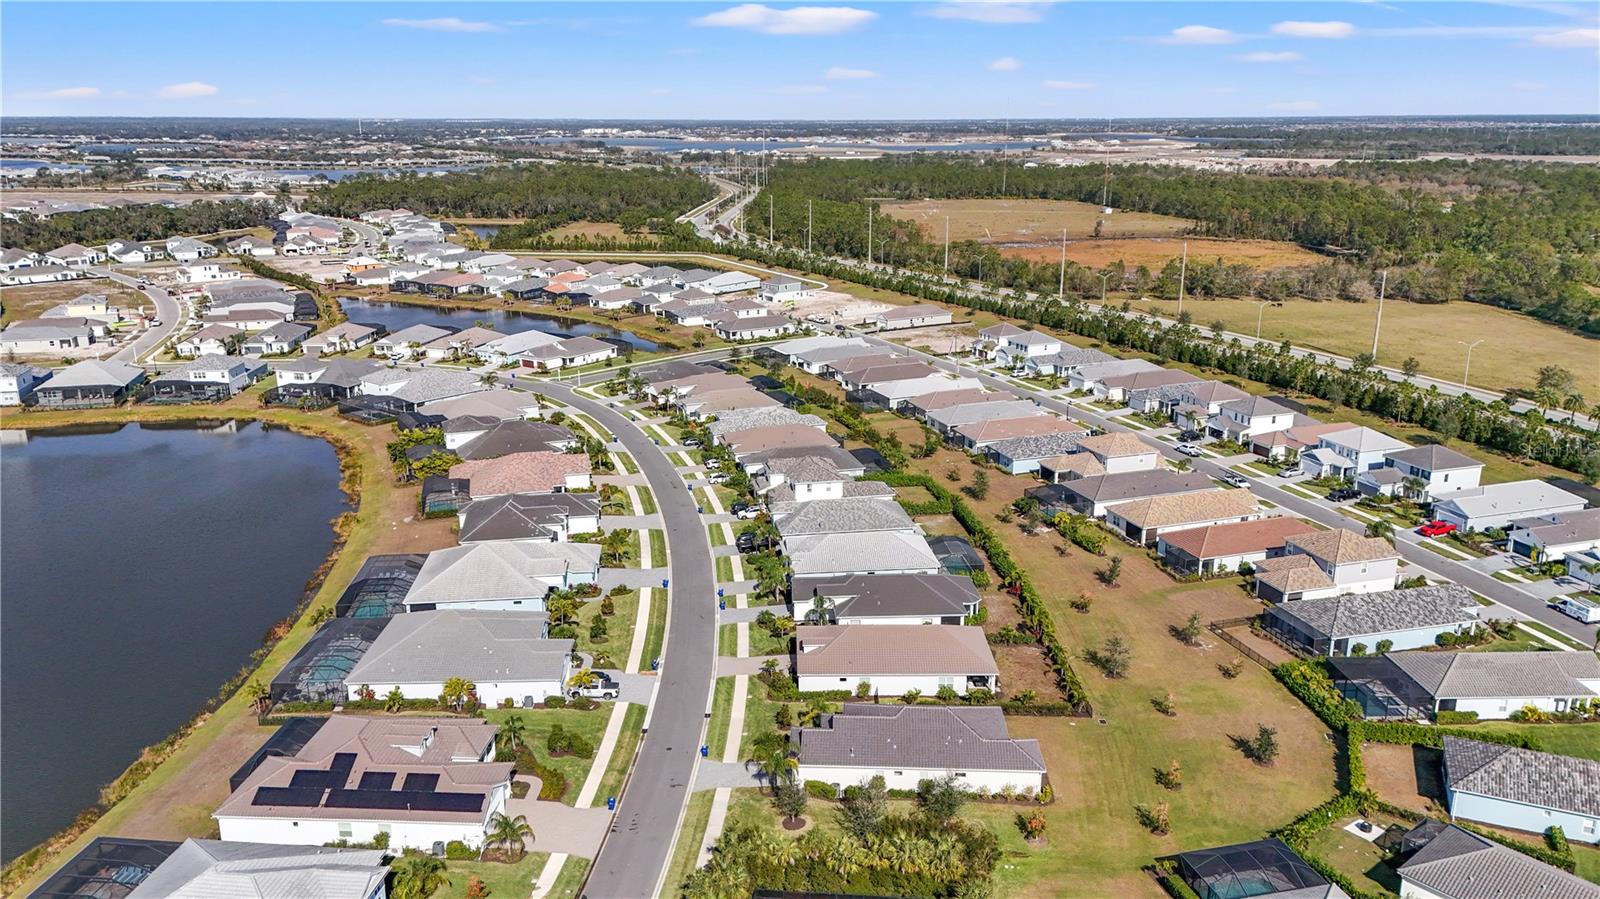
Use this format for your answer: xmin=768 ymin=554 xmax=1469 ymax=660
xmin=749 ymin=733 xmax=797 ymax=794
xmin=391 ymin=856 xmax=449 ymax=899
xmin=568 ymin=669 xmax=600 ymax=691
xmin=1562 ymin=392 xmax=1586 ymax=424
xmin=486 ymin=812 xmax=534 ymax=860
xmin=442 ymin=677 xmax=472 ymax=711
xmin=244 ymin=680 xmax=272 ymax=716
xmin=383 ymin=687 xmax=405 ymax=713
xmin=498 ymin=716 xmax=528 ymax=754
xmin=1400 ymin=476 xmax=1428 ymax=502
xmin=478 ymin=372 xmax=499 ymax=388
xmin=1365 ymin=519 xmax=1394 ymax=542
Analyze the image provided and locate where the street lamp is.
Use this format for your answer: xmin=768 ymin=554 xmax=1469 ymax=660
xmin=1254 ymin=300 xmax=1272 ymax=341
xmin=1457 ymin=339 xmax=1485 ymax=388
xmin=1099 ymin=272 xmax=1111 ymax=303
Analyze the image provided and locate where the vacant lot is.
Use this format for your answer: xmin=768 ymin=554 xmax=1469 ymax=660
xmin=1 ymin=279 xmax=143 ymax=326
xmin=1007 ymin=237 xmax=1325 ymax=270
xmin=1123 ymin=295 xmax=1599 ymax=396
xmin=543 ymin=221 xmax=653 ymax=243
xmin=885 ymin=198 xmax=1190 ymax=242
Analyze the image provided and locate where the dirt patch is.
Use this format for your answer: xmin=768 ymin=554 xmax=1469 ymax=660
xmin=1003 ymin=237 xmax=1325 ymax=271
xmin=258 ymin=251 xmax=355 ymax=285
xmin=883 ymin=198 xmax=1190 ymax=243
xmin=778 ymin=289 xmax=892 ymax=324
xmin=885 ymin=322 xmax=978 ymax=355
xmin=1363 ymin=743 xmax=1447 ymax=816
xmin=112 ymin=716 xmax=275 ymax=839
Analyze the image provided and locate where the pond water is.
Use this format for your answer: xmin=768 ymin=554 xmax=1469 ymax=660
xmin=464 ymin=224 xmax=501 ymax=239
xmin=0 ymin=421 xmax=347 ymax=861
xmin=338 ymin=297 xmax=660 ymax=353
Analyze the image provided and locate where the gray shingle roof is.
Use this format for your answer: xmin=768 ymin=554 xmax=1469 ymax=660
xmin=707 ymin=407 xmax=826 ymax=440
xmin=773 ymin=496 xmax=915 ymax=537
xmin=794 ymin=705 xmax=1044 ymax=773
xmin=344 ymin=610 xmax=570 ymax=686
xmin=1223 ymin=395 xmax=1296 ymax=418
xmin=1268 ymin=585 xmax=1479 ymax=641
xmin=1389 ymin=650 xmax=1600 ymax=701
xmin=1058 ymin=469 xmax=1216 ymax=505
xmin=1444 ymin=736 xmax=1600 ymax=817
xmin=984 ymin=430 xmax=1091 ymax=462
xmin=1396 ymin=823 xmax=1600 ymax=899
xmin=359 ymin=368 xmax=486 ymax=404
xmin=40 ymin=359 xmax=144 ymax=388
xmin=456 ymin=420 xmax=577 ymax=460
xmin=792 ymin=573 xmax=979 ymax=620
xmin=1386 ymin=443 xmax=1482 ymax=471
xmin=785 ymin=531 xmax=940 ymax=576
xmin=1509 ymin=507 xmax=1600 ymax=547
xmin=458 ymin=492 xmax=600 ymax=542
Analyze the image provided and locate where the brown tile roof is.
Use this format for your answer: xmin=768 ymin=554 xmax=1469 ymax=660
xmin=1159 ymin=517 xmax=1319 ymax=560
xmin=1286 ymin=529 xmax=1398 ymax=565
xmin=795 ymin=625 xmax=997 ymax=677
xmin=682 ymin=387 xmax=781 ymax=414
xmin=956 ymin=415 xmax=1079 ymax=444
xmin=1039 ymin=454 xmax=1105 ymax=479
xmin=725 ymin=424 xmax=838 ymax=455
xmin=1110 ymin=489 xmax=1261 ymax=529
xmin=1077 ymin=432 xmax=1153 ymax=458
xmin=449 ymin=451 xmax=590 ymax=496
xmin=1253 ymin=554 xmax=1335 ymax=593
xmin=906 ymin=387 xmax=994 ymax=412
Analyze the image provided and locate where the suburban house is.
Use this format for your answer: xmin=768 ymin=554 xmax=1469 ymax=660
xmin=787 ymin=340 xmax=883 ymax=375
xmin=175 ymin=324 xmax=241 ymax=358
xmin=1443 ymin=737 xmax=1600 ymax=844
xmin=1172 ymin=839 xmax=1349 ymax=899
xmin=32 ymin=359 xmax=146 ymax=408
xmin=514 ymin=336 xmax=617 ymax=372
xmin=1300 ymin=426 xmax=1410 ymax=479
xmin=1038 ymin=432 xmax=1159 ymax=483
xmin=457 ymin=492 xmax=601 ymax=543
xmin=707 ymin=407 xmax=827 ymax=444
xmin=421 ymin=326 xmax=506 ymax=361
xmin=793 ymin=705 xmax=1046 ymax=794
xmin=1262 ymin=584 xmax=1481 ymax=656
xmin=723 ymin=424 xmax=839 ymax=460
xmin=1252 ymin=529 xmax=1400 ymax=602
xmin=1395 ymin=821 xmax=1600 ymax=899
xmin=212 ymin=716 xmax=512 ymax=850
xmin=1157 ymin=517 xmax=1320 ymax=577
xmin=1338 ymin=650 xmax=1600 ymax=721
xmin=106 ymin=239 xmax=157 ymax=263
xmin=453 ymin=420 xmax=577 ymax=459
xmin=714 ymin=313 xmax=795 ymax=342
xmin=419 ymin=390 xmax=542 ymax=423
xmin=774 ymin=496 xmax=918 ymax=541
xmin=268 ymin=358 xmax=382 ymax=401
xmin=1506 ymin=507 xmax=1600 ymax=562
xmin=1131 ymin=379 xmax=1250 ymax=421
xmin=990 ymin=329 xmax=1062 ymax=369
xmin=985 ymin=431 xmax=1094 ymax=475
xmin=902 ymin=387 xmax=995 ymax=419
xmin=699 ymin=270 xmax=761 ymax=294
xmin=225 ymin=235 xmax=276 ymax=257
xmin=204 ymin=308 xmax=292 ymax=332
xmin=759 ymin=275 xmax=813 ymax=303
xmin=954 ymin=414 xmax=1081 ymax=451
xmin=784 ymin=531 xmax=942 ymax=578
xmin=1103 ymin=489 xmax=1263 ymax=546
xmin=1093 ymin=369 xmax=1200 ymax=405
xmin=925 ymin=399 xmax=1044 ymax=435
xmin=1362 ymin=444 xmax=1484 ymax=500
xmin=1048 ymin=470 xmax=1218 ymax=518
xmin=343 ymin=610 xmax=573 ymax=707
xmin=241 ymin=321 xmax=312 ymax=356
xmin=123 ymin=839 xmax=388 ymax=899
xmin=149 ymin=355 xmax=267 ymax=402
xmin=1021 ymin=346 xmax=1117 ymax=379
xmin=0 ymin=317 xmax=101 ymax=353
xmin=448 ymin=451 xmax=592 ymax=498
xmin=402 ymin=540 xmax=602 ymax=611
xmin=302 ymin=322 xmax=379 ymax=356
xmin=1210 ymin=396 xmax=1298 ymax=443
xmin=1432 ymin=480 xmax=1589 ymax=533
xmin=790 ymin=573 xmax=981 ymax=625
xmin=972 ymin=322 xmax=1026 ymax=360
xmin=871 ymin=304 xmax=952 ymax=331
xmin=1066 ymin=358 xmax=1163 ymax=394
xmin=837 ymin=360 xmax=938 ymax=393
xmin=677 ymin=387 xmax=781 ymax=419
xmin=647 ymin=371 xmax=747 ymax=402
xmin=355 ymin=368 xmax=486 ymax=412
xmin=0 ymin=362 xmax=50 ymax=406
xmin=165 ymin=237 xmax=217 ymax=262
xmin=1251 ymin=421 xmax=1351 ymax=462
xmin=794 ymin=625 xmax=997 ymax=696
xmin=45 ymin=242 xmax=106 ymax=267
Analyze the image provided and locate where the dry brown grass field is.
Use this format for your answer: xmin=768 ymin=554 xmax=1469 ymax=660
xmin=1013 ymin=236 xmax=1327 ymax=270
xmin=885 ymin=197 xmax=1190 ymax=242
xmin=1 ymin=280 xmax=147 ymax=326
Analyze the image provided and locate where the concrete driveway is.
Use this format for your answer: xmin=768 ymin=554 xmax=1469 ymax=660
xmin=504 ymin=776 xmax=612 ymax=858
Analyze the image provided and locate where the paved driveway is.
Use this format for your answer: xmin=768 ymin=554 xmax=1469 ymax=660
xmin=504 ymin=776 xmax=613 ymax=857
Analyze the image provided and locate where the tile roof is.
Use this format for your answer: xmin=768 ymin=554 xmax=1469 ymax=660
xmin=127 ymin=839 xmax=388 ymax=899
xmin=345 ymin=610 xmax=570 ymax=686
xmin=1223 ymin=395 xmax=1296 ymax=418
xmin=1436 ymin=480 xmax=1589 ymax=520
xmin=449 ymin=451 xmax=590 ymax=497
xmin=792 ymin=573 xmax=979 ymax=620
xmin=796 ymin=625 xmax=997 ymax=677
xmin=1386 ymin=443 xmax=1482 ymax=471
xmin=707 ymin=407 xmax=826 ymax=440
xmin=359 ymin=368 xmax=486 ymax=404
xmin=926 ymin=399 xmax=1045 ymax=430
xmin=955 ymin=415 xmax=1079 ymax=444
xmin=786 ymin=530 xmax=940 ymax=576
xmin=1028 ymin=347 xmax=1116 ymax=369
xmin=1388 ymin=650 xmax=1600 ymax=701
xmin=725 ymin=424 xmax=838 ymax=456
xmin=843 ymin=360 xmax=938 ymax=385
xmin=773 ymin=496 xmax=916 ymax=537
xmin=1253 ymin=554 xmax=1336 ymax=593
xmin=417 ymin=390 xmax=540 ymax=421
xmin=827 ymin=352 xmax=905 ymax=375
xmin=41 ymin=359 xmax=145 ymax=388
xmin=1396 ymin=823 xmax=1600 ymax=899
xmin=458 ymin=492 xmax=600 ymax=542
xmin=877 ymin=303 xmax=949 ymax=322
xmin=1159 ymin=517 xmax=1319 ymax=560
xmin=377 ymin=324 xmax=454 ymax=347
xmin=1109 ymin=489 xmax=1260 ymax=529
xmin=984 ymin=430 xmax=1093 ymax=462
xmin=456 ymin=420 xmax=577 ymax=460
xmin=1285 ymin=529 xmax=1399 ymax=565
xmin=1059 ymin=470 xmax=1217 ymax=505
xmin=1268 ymin=584 xmax=1479 ymax=640
xmin=1320 ymin=426 xmax=1409 ymax=454
xmin=1508 ymin=507 xmax=1600 ymax=546
xmin=795 ymin=705 xmax=1045 ymax=773
xmin=1037 ymin=454 xmax=1105 ymax=478
xmin=767 ymin=479 xmax=896 ymax=504
xmin=905 ymin=387 xmax=995 ymax=412
xmin=1445 ymin=736 xmax=1600 ymax=817
xmin=1078 ymin=432 xmax=1155 ymax=458
xmin=764 ymin=455 xmax=848 ymax=484
xmin=1101 ymin=369 xmax=1201 ymax=391
xmin=680 ymin=387 xmax=781 ymax=414
xmin=406 ymin=540 xmax=600 ymax=605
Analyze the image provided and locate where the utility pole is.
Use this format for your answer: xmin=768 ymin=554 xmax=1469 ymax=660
xmin=1254 ymin=300 xmax=1272 ymax=340
xmin=1369 ymin=270 xmax=1388 ymax=359
xmin=1458 ymin=339 xmax=1484 ymax=388
xmin=1176 ymin=240 xmax=1188 ymax=318
xmin=943 ymin=217 xmax=950 ymax=276
xmin=1099 ymin=272 xmax=1110 ymax=302
xmin=806 ymin=199 xmax=813 ymax=255
xmin=768 ymin=193 xmax=774 ymax=245
xmin=1057 ymin=229 xmax=1067 ymax=301
xmin=867 ymin=205 xmax=872 ymax=264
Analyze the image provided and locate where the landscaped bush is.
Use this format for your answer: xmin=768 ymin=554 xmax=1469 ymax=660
xmin=1435 ymin=710 xmax=1479 ymax=725
xmin=543 ymin=696 xmax=567 ymax=709
xmin=1273 ymin=660 xmax=1360 ymax=730
xmin=444 ymin=840 xmax=477 ymax=860
xmin=804 ymin=780 xmax=837 ymax=800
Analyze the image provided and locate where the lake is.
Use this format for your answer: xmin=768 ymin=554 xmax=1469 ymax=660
xmin=338 ymin=297 xmax=662 ymax=353
xmin=0 ymin=421 xmax=347 ymax=861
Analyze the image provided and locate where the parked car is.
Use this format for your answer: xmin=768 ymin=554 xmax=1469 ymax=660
xmin=732 ymin=502 xmax=762 ymax=520
xmin=703 ymin=458 xmax=721 ymax=470
xmin=1220 ymin=473 xmax=1250 ymax=488
xmin=806 ymin=314 xmax=829 ymax=325
xmin=568 ymin=673 xmax=620 ymax=701
xmin=1276 ymin=467 xmax=1300 ymax=478
xmin=682 ymin=437 xmax=703 ymax=448
xmin=1178 ymin=429 xmax=1204 ymax=442
xmin=1327 ymin=487 xmax=1360 ymax=502
xmin=736 ymin=532 xmax=758 ymax=554
xmin=705 ymin=473 xmax=730 ymax=485
xmin=1418 ymin=520 xmax=1458 ymax=538
xmin=1553 ymin=596 xmax=1600 ymax=624
xmin=1175 ymin=443 xmax=1203 ymax=458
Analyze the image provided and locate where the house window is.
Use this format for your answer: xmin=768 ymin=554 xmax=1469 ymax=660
xmin=938 ymin=677 xmax=955 ymax=687
xmin=339 ymin=823 xmax=353 ymax=839
xmin=1556 ymin=699 xmax=1568 ymax=712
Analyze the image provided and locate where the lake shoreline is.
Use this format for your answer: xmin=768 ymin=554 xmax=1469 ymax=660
xmin=0 ymin=406 xmax=369 ymax=894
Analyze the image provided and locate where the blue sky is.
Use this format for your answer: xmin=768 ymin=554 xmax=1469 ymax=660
xmin=3 ymin=2 xmax=1596 ymax=119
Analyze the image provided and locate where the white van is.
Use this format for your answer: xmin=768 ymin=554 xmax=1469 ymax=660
xmin=1553 ymin=596 xmax=1600 ymax=624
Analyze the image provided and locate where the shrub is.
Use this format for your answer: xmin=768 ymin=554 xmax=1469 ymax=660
xmin=936 ymin=685 xmax=960 ymax=703
xmin=989 ymin=626 xmax=1033 ymax=645
xmin=1069 ymin=593 xmax=1094 ymax=613
xmin=1548 ymin=826 xmax=1570 ymax=855
xmin=1152 ymin=692 xmax=1177 ymax=717
xmin=1136 ymin=802 xmax=1171 ymax=835
xmin=965 ymin=688 xmax=995 ymax=705
xmin=1349 ymin=643 xmax=1368 ymax=657
xmin=1018 ymin=811 xmax=1047 ymax=839
xmin=544 ymin=695 xmax=567 ymax=709
xmin=569 ymin=696 xmax=599 ymax=711
xmin=445 ymin=840 xmax=477 ymax=860
xmin=510 ymin=780 xmax=530 ymax=799
xmin=853 ymin=681 xmax=872 ymax=700
xmin=1084 ymin=634 xmax=1131 ymax=678
xmin=775 ymin=704 xmax=794 ymax=728
xmin=1435 ymin=710 xmax=1480 ymax=725
xmin=1248 ymin=725 xmax=1280 ymax=766
xmin=1172 ymin=613 xmax=1204 ymax=646
xmin=1155 ymin=759 xmax=1183 ymax=791
xmin=1375 ymin=639 xmax=1394 ymax=653
xmin=900 ymin=688 xmax=922 ymax=705
xmin=804 ymin=780 xmax=837 ymax=800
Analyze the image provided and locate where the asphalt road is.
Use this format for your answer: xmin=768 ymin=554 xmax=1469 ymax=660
xmin=100 ymin=268 xmax=181 ymax=363
xmin=527 ymin=379 xmax=718 ymax=899
xmin=857 ymin=332 xmax=1600 ymax=647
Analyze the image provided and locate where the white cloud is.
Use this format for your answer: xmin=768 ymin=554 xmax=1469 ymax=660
xmin=1041 ymin=79 xmax=1094 ymax=89
xmin=1234 ymin=51 xmax=1304 ymax=63
xmin=692 ymin=5 xmax=876 ymax=35
xmin=47 ymin=86 xmax=100 ymax=99
xmin=772 ymin=83 xmax=827 ymax=94
xmin=1159 ymin=25 xmax=1239 ymax=45
xmin=158 ymin=81 xmax=219 ymax=99
xmin=989 ymin=56 xmax=1023 ymax=71
xmin=1268 ymin=99 xmax=1320 ymax=111
xmin=926 ymin=2 xmax=1049 ymax=25
xmin=382 ymin=17 xmax=502 ymax=33
xmin=1531 ymin=27 xmax=1599 ymax=48
xmin=825 ymin=66 xmax=878 ymax=80
xmin=1271 ymin=20 xmax=1355 ymax=39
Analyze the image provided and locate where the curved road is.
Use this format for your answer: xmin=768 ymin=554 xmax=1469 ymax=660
xmin=527 ymin=378 xmax=717 ymax=899
xmin=97 ymin=268 xmax=181 ymax=363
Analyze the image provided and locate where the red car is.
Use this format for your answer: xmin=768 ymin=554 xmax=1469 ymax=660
xmin=1418 ymin=520 xmax=1457 ymax=538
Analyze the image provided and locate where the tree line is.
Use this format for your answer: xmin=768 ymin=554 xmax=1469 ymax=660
xmin=750 ymin=157 xmax=1600 ymax=333
xmin=6 ymin=200 xmax=276 ymax=252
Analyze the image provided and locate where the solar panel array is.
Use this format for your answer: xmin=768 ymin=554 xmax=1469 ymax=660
xmin=250 ymin=751 xmax=484 ymax=814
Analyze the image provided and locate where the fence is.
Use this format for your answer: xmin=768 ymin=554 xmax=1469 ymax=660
xmin=1208 ymin=615 xmax=1283 ymax=671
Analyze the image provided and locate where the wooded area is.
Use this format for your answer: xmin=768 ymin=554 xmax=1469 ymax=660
xmin=7 ymin=200 xmax=276 ymax=252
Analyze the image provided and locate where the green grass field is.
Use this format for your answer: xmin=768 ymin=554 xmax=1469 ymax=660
xmin=638 ymin=585 xmax=669 ymax=672
xmin=435 ymin=852 xmax=549 ymax=899
xmin=663 ymin=791 xmax=715 ymax=898
xmin=707 ymin=677 xmax=736 ymax=758
xmin=479 ymin=708 xmax=611 ymax=805
xmin=593 ymin=703 xmax=647 ymax=806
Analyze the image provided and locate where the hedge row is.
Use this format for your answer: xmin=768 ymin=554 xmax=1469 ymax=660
xmin=1348 ymin=720 xmax=1537 ymax=751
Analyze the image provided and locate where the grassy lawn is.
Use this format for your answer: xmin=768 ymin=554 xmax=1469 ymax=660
xmin=649 ymin=530 xmax=667 ymax=568
xmin=617 ymin=452 xmax=639 ymax=475
xmin=1450 ymin=721 xmax=1600 ymax=762
xmin=745 ymin=622 xmax=791 ymax=658
xmin=593 ymin=703 xmax=647 ymax=806
xmin=663 ymin=790 xmax=716 ymax=898
xmin=739 ymin=679 xmax=794 ymax=760
xmin=1304 ymin=820 xmax=1404 ymax=896
xmin=639 ymin=585 xmax=669 ymax=672
xmin=708 ymin=524 xmax=726 ymax=547
xmin=1576 ymin=845 xmax=1600 ymax=884
xmin=707 ymin=677 xmax=736 ymax=758
xmin=436 ymin=852 xmax=549 ymax=899
xmin=546 ymin=854 xmax=590 ymax=899
xmin=479 ymin=708 xmax=611 ymax=805
xmin=715 ymin=555 xmax=735 ymax=583
xmin=1462 ymin=626 xmax=1551 ymax=653
xmin=576 ymin=589 xmax=638 ymax=669
xmin=636 ymin=485 xmax=657 ymax=515
xmin=1518 ymin=619 xmax=1593 ymax=651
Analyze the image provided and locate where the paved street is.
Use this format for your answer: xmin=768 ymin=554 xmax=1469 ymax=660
xmin=99 ymin=268 xmax=181 ymax=363
xmin=528 ymin=378 xmax=718 ymax=899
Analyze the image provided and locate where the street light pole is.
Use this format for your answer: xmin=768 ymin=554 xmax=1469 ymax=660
xmin=943 ymin=217 xmax=950 ymax=276
xmin=1370 ymin=270 xmax=1387 ymax=358
xmin=1176 ymin=240 xmax=1188 ymax=318
xmin=1254 ymin=300 xmax=1271 ymax=340
xmin=1458 ymin=339 xmax=1484 ymax=388
xmin=806 ymin=199 xmax=813 ymax=255
xmin=1099 ymin=272 xmax=1110 ymax=303
xmin=866 ymin=205 xmax=872 ymax=265
xmin=1057 ymin=229 xmax=1067 ymax=302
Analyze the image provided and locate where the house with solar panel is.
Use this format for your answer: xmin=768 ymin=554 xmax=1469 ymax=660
xmin=213 ymin=716 xmax=511 ymax=850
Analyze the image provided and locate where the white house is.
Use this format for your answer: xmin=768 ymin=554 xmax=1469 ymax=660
xmin=1300 ymin=426 xmax=1410 ymax=479
xmin=1209 ymin=396 xmax=1298 ymax=443
xmin=759 ymin=275 xmax=814 ymax=304
xmin=794 ymin=705 xmax=1046 ymax=795
xmin=45 ymin=243 xmax=105 ymax=267
xmin=126 ymin=839 xmax=388 ymax=898
xmin=713 ymin=313 xmax=795 ymax=342
xmin=1252 ymin=529 xmax=1400 ymax=602
xmin=699 ymin=270 xmax=761 ymax=295
xmin=872 ymin=304 xmax=952 ymax=331
xmin=992 ymin=329 xmax=1062 ymax=369
xmin=1505 ymin=507 xmax=1600 ymax=563
xmin=1103 ymin=489 xmax=1262 ymax=546
xmin=213 ymin=716 xmax=511 ymax=851
xmin=402 ymin=541 xmax=601 ymax=611
xmin=177 ymin=262 xmax=243 ymax=285
xmin=1156 ymin=517 xmax=1319 ymax=578
xmin=796 ymin=623 xmax=997 ymax=695
xmin=175 ymin=324 xmax=241 ymax=358
xmin=0 ymin=263 xmax=83 ymax=286
xmin=165 ymin=237 xmax=217 ymax=262
xmin=343 ymin=610 xmax=574 ymax=708
xmin=1433 ymin=480 xmax=1588 ymax=533
xmin=151 ymin=355 xmax=267 ymax=398
xmin=1443 ymin=737 xmax=1600 ymax=845
xmin=226 ymin=235 xmax=277 ymax=257
xmin=0 ymin=362 xmax=51 ymax=406
xmin=1375 ymin=444 xmax=1485 ymax=499
xmin=790 ymin=574 xmax=981 ymax=626
xmin=1263 ymin=584 xmax=1481 ymax=657
xmin=105 ymin=240 xmax=156 ymax=264
xmin=1378 ymin=650 xmax=1600 ymax=721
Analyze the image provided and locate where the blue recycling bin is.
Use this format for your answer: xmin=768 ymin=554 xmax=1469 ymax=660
xmin=718 ymin=599 xmax=726 ymax=610
xmin=697 ymin=506 xmax=703 ymax=514
xmin=661 ymin=578 xmax=669 ymax=590
xmin=607 ymin=796 xmax=616 ymax=811
xmin=700 ymin=745 xmax=709 ymax=757
xmin=652 ymin=657 xmax=661 ymax=671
